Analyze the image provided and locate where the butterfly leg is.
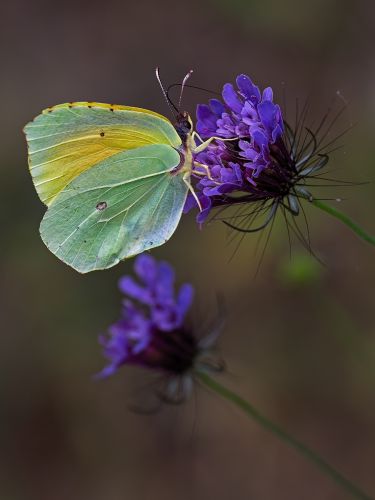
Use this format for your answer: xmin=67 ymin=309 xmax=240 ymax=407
xmin=192 ymin=161 xmax=213 ymax=180
xmin=193 ymin=136 xmax=237 ymax=154
xmin=183 ymin=172 xmax=202 ymax=211
xmin=192 ymin=131 xmax=205 ymax=145
xmin=192 ymin=162 xmax=221 ymax=184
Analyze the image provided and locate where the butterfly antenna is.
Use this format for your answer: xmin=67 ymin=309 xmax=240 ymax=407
xmin=155 ymin=67 xmax=179 ymax=114
xmin=178 ymin=69 xmax=193 ymax=110
xmin=167 ymin=83 xmax=221 ymax=101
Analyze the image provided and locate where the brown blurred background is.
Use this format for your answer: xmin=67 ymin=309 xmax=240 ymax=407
xmin=1 ymin=0 xmax=375 ymax=498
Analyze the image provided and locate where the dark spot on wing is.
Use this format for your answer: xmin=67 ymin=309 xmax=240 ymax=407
xmin=100 ymin=131 xmax=105 ymax=137
xmin=96 ymin=201 xmax=107 ymax=211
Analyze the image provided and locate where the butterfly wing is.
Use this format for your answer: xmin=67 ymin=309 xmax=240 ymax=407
xmin=24 ymin=102 xmax=181 ymax=205
xmin=39 ymin=144 xmax=187 ymax=273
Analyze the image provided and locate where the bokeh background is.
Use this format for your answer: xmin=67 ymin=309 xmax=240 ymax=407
xmin=1 ymin=0 xmax=375 ymax=498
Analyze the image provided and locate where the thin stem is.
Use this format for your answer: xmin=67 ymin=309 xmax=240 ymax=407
xmin=311 ymin=200 xmax=375 ymax=246
xmin=196 ymin=371 xmax=372 ymax=500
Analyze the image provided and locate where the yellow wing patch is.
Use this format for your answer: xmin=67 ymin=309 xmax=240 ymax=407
xmin=24 ymin=102 xmax=181 ymax=206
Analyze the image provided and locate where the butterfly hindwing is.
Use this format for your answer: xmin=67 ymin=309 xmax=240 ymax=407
xmin=24 ymin=103 xmax=182 ymax=206
xmin=39 ymin=144 xmax=187 ymax=273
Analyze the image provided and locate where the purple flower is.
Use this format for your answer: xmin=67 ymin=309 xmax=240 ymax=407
xmin=186 ymin=73 xmax=334 ymax=234
xmin=97 ymin=254 xmax=222 ymax=402
xmin=186 ymin=74 xmax=285 ymax=223
xmin=98 ymin=253 xmax=194 ymax=375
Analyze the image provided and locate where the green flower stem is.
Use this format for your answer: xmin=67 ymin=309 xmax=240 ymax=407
xmin=197 ymin=371 xmax=372 ymax=500
xmin=311 ymin=200 xmax=375 ymax=247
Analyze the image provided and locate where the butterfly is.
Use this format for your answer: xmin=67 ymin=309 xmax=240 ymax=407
xmin=24 ymin=70 xmax=217 ymax=273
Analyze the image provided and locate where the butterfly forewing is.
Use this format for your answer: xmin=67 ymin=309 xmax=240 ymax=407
xmin=24 ymin=103 xmax=182 ymax=206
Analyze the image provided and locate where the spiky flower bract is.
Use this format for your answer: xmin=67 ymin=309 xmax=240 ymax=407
xmin=98 ymin=254 xmax=222 ymax=404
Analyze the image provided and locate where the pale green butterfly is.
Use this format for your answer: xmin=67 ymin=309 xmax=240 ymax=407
xmin=24 ymin=70 xmax=220 ymax=273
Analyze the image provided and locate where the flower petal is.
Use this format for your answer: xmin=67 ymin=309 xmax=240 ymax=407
xmin=119 ymin=276 xmax=152 ymax=305
xmin=262 ymin=87 xmax=273 ymax=101
xmin=196 ymin=104 xmax=218 ymax=138
xmin=134 ymin=253 xmax=158 ymax=284
xmin=222 ymin=83 xmax=243 ymax=113
xmin=258 ymin=100 xmax=278 ymax=134
xmin=209 ymin=98 xmax=225 ymax=115
xmin=156 ymin=262 xmax=175 ymax=300
xmin=196 ymin=196 xmax=212 ymax=224
xmin=177 ymin=284 xmax=194 ymax=319
xmin=236 ymin=74 xmax=261 ymax=102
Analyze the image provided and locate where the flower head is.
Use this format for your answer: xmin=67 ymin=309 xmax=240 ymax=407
xmin=98 ymin=254 xmax=222 ymax=403
xmin=185 ymin=74 xmax=285 ymax=222
xmin=186 ymin=74 xmax=340 ymax=235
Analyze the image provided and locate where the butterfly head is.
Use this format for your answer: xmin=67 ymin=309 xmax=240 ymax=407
xmin=155 ymin=68 xmax=194 ymax=144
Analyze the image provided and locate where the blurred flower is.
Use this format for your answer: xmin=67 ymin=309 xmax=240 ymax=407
xmin=98 ymin=254 xmax=222 ymax=403
xmin=186 ymin=74 xmax=342 ymax=236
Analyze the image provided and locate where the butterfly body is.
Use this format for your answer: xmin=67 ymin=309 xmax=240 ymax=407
xmin=24 ymin=102 xmax=199 ymax=273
